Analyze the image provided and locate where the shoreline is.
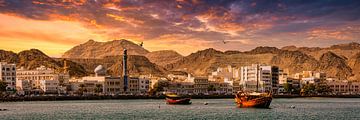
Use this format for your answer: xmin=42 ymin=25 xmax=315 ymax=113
xmin=1 ymin=95 xmax=360 ymax=102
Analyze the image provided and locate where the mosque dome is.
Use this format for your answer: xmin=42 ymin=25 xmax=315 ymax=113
xmin=94 ymin=65 xmax=106 ymax=76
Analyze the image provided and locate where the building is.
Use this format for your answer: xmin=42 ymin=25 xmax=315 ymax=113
xmin=39 ymin=80 xmax=59 ymax=93
xmin=208 ymin=81 xmax=232 ymax=94
xmin=187 ymin=76 xmax=209 ymax=95
xmin=79 ymin=76 xmax=123 ymax=95
xmin=0 ymin=62 xmax=16 ymax=90
xmin=167 ymin=81 xmax=194 ymax=95
xmin=16 ymin=66 xmax=69 ymax=89
xmin=278 ymin=71 xmax=300 ymax=93
xmin=16 ymin=79 xmax=31 ymax=95
xmin=326 ymin=80 xmax=360 ymax=95
xmin=240 ymin=64 xmax=279 ymax=93
xmin=167 ymin=71 xmax=188 ymax=81
xmin=209 ymin=65 xmax=241 ymax=94
xmin=139 ymin=77 xmax=150 ymax=94
xmin=126 ymin=77 xmax=139 ymax=94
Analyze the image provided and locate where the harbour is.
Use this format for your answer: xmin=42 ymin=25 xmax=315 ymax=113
xmin=1 ymin=98 xmax=360 ymax=119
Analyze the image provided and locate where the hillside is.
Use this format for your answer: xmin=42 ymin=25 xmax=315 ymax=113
xmin=62 ymin=39 xmax=149 ymax=59
xmin=168 ymin=44 xmax=359 ymax=79
xmin=145 ymin=50 xmax=183 ymax=67
xmin=68 ymin=55 xmax=166 ymax=77
xmin=282 ymin=42 xmax=360 ymax=60
xmin=0 ymin=49 xmax=87 ymax=77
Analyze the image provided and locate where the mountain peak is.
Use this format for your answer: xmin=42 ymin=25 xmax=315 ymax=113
xmin=248 ymin=46 xmax=282 ymax=54
xmin=329 ymin=42 xmax=360 ymax=50
xmin=62 ymin=39 xmax=149 ymax=59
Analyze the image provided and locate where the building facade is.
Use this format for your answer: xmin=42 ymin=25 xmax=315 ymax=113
xmin=16 ymin=66 xmax=69 ymax=89
xmin=0 ymin=62 xmax=16 ymax=90
xmin=240 ymin=64 xmax=279 ymax=93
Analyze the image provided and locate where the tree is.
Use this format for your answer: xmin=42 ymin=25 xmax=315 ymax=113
xmin=283 ymin=83 xmax=293 ymax=93
xmin=0 ymin=81 xmax=7 ymax=92
xmin=207 ymin=85 xmax=216 ymax=92
xmin=302 ymin=84 xmax=316 ymax=95
xmin=95 ymin=84 xmax=103 ymax=94
xmin=77 ymin=84 xmax=85 ymax=95
xmin=315 ymin=84 xmax=331 ymax=94
xmin=149 ymin=81 xmax=169 ymax=95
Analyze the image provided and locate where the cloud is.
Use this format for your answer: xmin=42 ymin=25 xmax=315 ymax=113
xmin=0 ymin=0 xmax=360 ymax=56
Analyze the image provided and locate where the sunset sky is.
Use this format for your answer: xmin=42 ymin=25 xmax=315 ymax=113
xmin=0 ymin=0 xmax=359 ymax=57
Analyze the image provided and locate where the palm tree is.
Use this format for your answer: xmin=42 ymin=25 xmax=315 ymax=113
xmin=95 ymin=84 xmax=103 ymax=94
xmin=78 ymin=84 xmax=85 ymax=95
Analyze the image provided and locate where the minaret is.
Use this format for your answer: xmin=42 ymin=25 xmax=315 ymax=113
xmin=123 ymin=49 xmax=128 ymax=92
xmin=63 ymin=60 xmax=69 ymax=73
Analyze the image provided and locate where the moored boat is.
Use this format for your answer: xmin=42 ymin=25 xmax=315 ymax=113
xmin=165 ymin=94 xmax=191 ymax=105
xmin=235 ymin=91 xmax=272 ymax=108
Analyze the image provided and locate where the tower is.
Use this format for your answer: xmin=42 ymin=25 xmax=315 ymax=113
xmin=123 ymin=49 xmax=128 ymax=92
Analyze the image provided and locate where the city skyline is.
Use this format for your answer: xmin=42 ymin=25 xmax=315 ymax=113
xmin=0 ymin=0 xmax=360 ymax=57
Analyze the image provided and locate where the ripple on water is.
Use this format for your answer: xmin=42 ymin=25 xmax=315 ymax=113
xmin=1 ymin=98 xmax=360 ymax=119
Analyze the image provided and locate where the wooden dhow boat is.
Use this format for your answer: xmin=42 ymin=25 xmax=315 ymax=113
xmin=235 ymin=91 xmax=272 ymax=108
xmin=165 ymin=93 xmax=191 ymax=105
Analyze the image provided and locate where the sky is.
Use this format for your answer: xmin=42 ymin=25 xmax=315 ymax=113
xmin=0 ymin=0 xmax=359 ymax=57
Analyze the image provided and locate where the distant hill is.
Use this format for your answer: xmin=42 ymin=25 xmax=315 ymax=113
xmin=2 ymin=41 xmax=359 ymax=80
xmin=62 ymin=39 xmax=149 ymax=59
xmin=145 ymin=50 xmax=183 ymax=67
xmin=67 ymin=55 xmax=166 ymax=77
xmin=0 ymin=49 xmax=87 ymax=77
xmin=167 ymin=43 xmax=360 ymax=80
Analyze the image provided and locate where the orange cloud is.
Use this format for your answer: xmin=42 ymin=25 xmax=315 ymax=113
xmin=106 ymin=13 xmax=144 ymax=27
xmin=307 ymin=26 xmax=360 ymax=41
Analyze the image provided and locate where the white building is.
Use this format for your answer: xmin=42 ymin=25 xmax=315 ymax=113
xmin=79 ymin=76 xmax=123 ymax=95
xmin=167 ymin=81 xmax=194 ymax=95
xmin=240 ymin=64 xmax=279 ymax=93
xmin=16 ymin=79 xmax=31 ymax=94
xmin=16 ymin=66 xmax=69 ymax=89
xmin=0 ymin=62 xmax=16 ymax=90
xmin=40 ymin=80 xmax=59 ymax=93
xmin=139 ymin=77 xmax=150 ymax=94
xmin=209 ymin=65 xmax=241 ymax=94
xmin=187 ymin=76 xmax=209 ymax=95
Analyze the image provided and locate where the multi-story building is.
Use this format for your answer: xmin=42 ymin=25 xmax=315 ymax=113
xmin=0 ymin=62 xmax=16 ymax=90
xmin=16 ymin=66 xmax=69 ymax=89
xmin=187 ymin=76 xmax=209 ymax=95
xmin=278 ymin=71 xmax=300 ymax=93
xmin=167 ymin=71 xmax=188 ymax=81
xmin=128 ymin=77 xmax=140 ymax=94
xmin=79 ymin=76 xmax=123 ymax=95
xmin=326 ymin=80 xmax=360 ymax=95
xmin=209 ymin=65 xmax=241 ymax=94
xmin=16 ymin=79 xmax=31 ymax=94
xmin=139 ymin=77 xmax=150 ymax=94
xmin=167 ymin=81 xmax=194 ymax=95
xmin=240 ymin=64 xmax=279 ymax=93
xmin=40 ymin=80 xmax=59 ymax=93
xmin=208 ymin=81 xmax=232 ymax=94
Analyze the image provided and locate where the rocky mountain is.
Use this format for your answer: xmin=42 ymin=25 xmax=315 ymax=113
xmin=271 ymin=50 xmax=319 ymax=74
xmin=318 ymin=52 xmax=352 ymax=80
xmin=348 ymin=52 xmax=360 ymax=80
xmin=62 ymin=39 xmax=149 ymax=59
xmin=145 ymin=50 xmax=183 ymax=67
xmin=0 ymin=49 xmax=87 ymax=77
xmin=167 ymin=44 xmax=359 ymax=80
xmin=281 ymin=42 xmax=360 ymax=60
xmin=166 ymin=48 xmax=275 ymax=75
xmin=68 ymin=55 xmax=166 ymax=77
xmin=0 ymin=50 xmax=18 ymax=63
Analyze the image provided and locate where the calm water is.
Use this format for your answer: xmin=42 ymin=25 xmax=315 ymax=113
xmin=1 ymin=98 xmax=360 ymax=120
